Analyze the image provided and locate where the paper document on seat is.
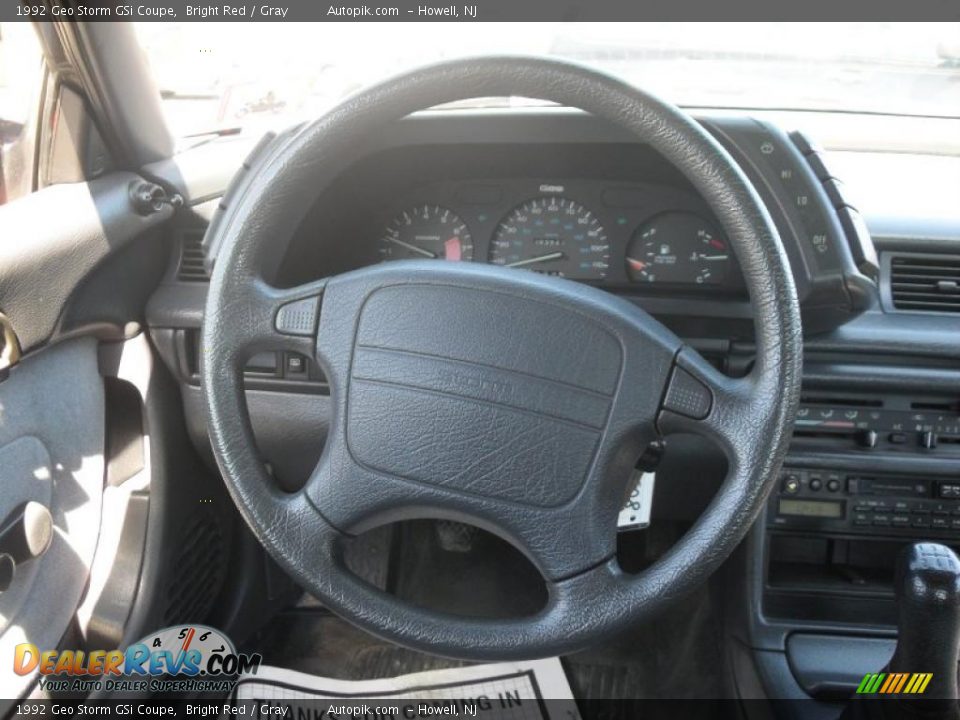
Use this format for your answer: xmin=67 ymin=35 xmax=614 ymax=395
xmin=233 ymin=656 xmax=581 ymax=719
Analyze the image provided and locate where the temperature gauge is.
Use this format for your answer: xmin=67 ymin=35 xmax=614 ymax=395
xmin=626 ymin=212 xmax=730 ymax=285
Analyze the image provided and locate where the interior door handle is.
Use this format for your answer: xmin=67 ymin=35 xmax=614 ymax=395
xmin=0 ymin=311 xmax=22 ymax=378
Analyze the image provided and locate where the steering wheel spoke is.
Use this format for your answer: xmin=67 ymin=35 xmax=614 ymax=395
xmin=212 ymin=276 xmax=328 ymax=368
xmin=657 ymin=346 xmax=759 ymax=462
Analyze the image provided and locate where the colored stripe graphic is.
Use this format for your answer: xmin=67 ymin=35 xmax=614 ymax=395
xmin=856 ymin=672 xmax=932 ymax=694
xmin=892 ymin=673 xmax=909 ymax=693
xmin=879 ymin=674 xmax=897 ymax=693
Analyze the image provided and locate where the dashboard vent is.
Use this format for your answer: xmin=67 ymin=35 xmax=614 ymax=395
xmin=889 ymin=254 xmax=960 ymax=313
xmin=176 ymin=232 xmax=209 ymax=282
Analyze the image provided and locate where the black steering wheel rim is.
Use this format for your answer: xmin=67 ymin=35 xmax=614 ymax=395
xmin=201 ymin=55 xmax=802 ymax=660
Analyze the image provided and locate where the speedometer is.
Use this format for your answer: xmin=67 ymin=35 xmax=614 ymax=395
xmin=489 ymin=197 xmax=610 ymax=280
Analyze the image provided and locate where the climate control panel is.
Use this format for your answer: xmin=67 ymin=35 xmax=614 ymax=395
xmin=792 ymin=402 xmax=960 ymax=454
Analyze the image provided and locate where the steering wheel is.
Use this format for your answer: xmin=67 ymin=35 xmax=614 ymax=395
xmin=202 ymin=56 xmax=802 ymax=660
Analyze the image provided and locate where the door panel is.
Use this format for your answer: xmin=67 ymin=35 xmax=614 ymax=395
xmin=0 ymin=337 xmax=104 ymax=698
xmin=0 ymin=170 xmax=172 ymax=702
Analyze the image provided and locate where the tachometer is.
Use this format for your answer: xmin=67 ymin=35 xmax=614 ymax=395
xmin=380 ymin=205 xmax=473 ymax=262
xmin=489 ymin=197 xmax=609 ymax=280
xmin=626 ymin=212 xmax=730 ymax=285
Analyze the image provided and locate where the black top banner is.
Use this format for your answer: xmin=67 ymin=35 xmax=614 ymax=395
xmin=3 ymin=0 xmax=959 ymax=22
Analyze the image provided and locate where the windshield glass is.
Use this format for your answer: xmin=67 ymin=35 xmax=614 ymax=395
xmin=135 ymin=22 xmax=960 ymax=140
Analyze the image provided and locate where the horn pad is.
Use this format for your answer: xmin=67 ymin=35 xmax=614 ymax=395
xmin=345 ymin=283 xmax=623 ymax=508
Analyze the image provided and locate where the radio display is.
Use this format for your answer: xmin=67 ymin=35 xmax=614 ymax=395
xmin=779 ymin=498 xmax=843 ymax=519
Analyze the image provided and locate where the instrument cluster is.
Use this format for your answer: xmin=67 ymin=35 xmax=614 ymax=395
xmin=374 ymin=179 xmax=744 ymax=292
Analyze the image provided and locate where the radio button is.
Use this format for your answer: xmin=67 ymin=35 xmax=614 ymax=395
xmin=912 ymin=516 xmax=931 ymax=528
xmin=892 ymin=515 xmax=910 ymax=527
xmin=853 ymin=513 xmax=871 ymax=526
xmin=872 ymin=515 xmax=891 ymax=527
xmin=951 ymin=518 xmax=960 ymax=531
xmin=932 ymin=517 xmax=950 ymax=530
xmin=940 ymin=484 xmax=960 ymax=499
xmin=889 ymin=433 xmax=908 ymax=444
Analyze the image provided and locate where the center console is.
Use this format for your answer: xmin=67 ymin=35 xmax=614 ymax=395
xmin=743 ymin=393 xmax=960 ymax=705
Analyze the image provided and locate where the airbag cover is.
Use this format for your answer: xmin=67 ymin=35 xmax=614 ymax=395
xmin=346 ymin=283 xmax=622 ymax=507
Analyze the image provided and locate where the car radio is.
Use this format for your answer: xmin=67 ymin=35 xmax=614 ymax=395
xmin=768 ymin=467 xmax=960 ymax=537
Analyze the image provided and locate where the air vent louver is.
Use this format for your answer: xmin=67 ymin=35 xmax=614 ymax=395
xmin=177 ymin=232 xmax=209 ymax=282
xmin=889 ymin=254 xmax=960 ymax=314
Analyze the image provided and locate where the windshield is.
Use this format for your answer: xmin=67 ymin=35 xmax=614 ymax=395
xmin=135 ymin=22 xmax=960 ymax=141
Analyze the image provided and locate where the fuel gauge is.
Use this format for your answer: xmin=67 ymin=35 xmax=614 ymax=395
xmin=626 ymin=212 xmax=730 ymax=285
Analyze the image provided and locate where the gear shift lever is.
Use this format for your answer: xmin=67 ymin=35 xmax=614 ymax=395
xmin=888 ymin=543 xmax=960 ymax=702
xmin=843 ymin=543 xmax=960 ymax=720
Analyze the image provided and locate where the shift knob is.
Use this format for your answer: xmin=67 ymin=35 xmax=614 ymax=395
xmin=889 ymin=543 xmax=960 ymax=703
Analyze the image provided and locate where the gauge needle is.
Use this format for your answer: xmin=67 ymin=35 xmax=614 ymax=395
xmin=626 ymin=257 xmax=647 ymax=271
xmin=506 ymin=252 xmax=564 ymax=268
xmin=386 ymin=236 xmax=438 ymax=258
xmin=698 ymin=254 xmax=729 ymax=261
